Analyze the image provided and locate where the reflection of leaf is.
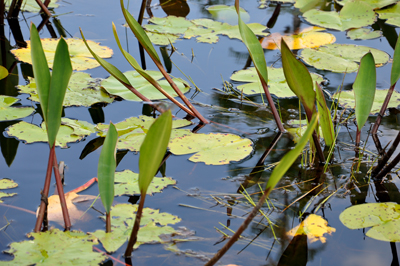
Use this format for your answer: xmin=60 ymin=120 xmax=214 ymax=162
xmin=101 ymin=70 xmax=189 ymax=101
xmin=336 ymin=0 xmax=397 ymax=9
xmin=303 ymin=0 xmax=376 ymax=31
xmin=377 ymin=2 xmax=400 ymax=27
xmin=0 ymin=178 xmax=17 ymax=203
xmin=333 ymin=89 xmax=400 ymax=114
xmin=288 ymin=214 xmax=336 ymax=243
xmin=11 ymin=38 xmax=113 ymax=71
xmin=19 ymin=72 xmax=114 ymax=107
xmin=114 ymin=169 xmax=175 ymax=196
xmin=0 ymin=96 xmax=34 ymax=121
xmin=340 ymin=202 xmax=400 ymax=242
xmin=2 ymin=229 xmax=107 ymax=265
xmin=5 ymin=0 xmax=59 ymax=13
xmin=230 ymin=67 xmax=323 ymax=97
xmin=169 ymin=133 xmax=252 ymax=165
xmin=347 ymin=28 xmax=382 ymax=40
xmin=0 ymin=121 xmax=20 ymax=167
xmin=300 ymin=44 xmax=389 ymax=73
xmin=260 ymin=27 xmax=335 ymax=50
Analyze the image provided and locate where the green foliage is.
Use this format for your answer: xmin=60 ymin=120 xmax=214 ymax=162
xmin=97 ymin=123 xmax=118 ymax=214
xmin=0 ymin=66 xmax=8 ymax=80
xmin=0 ymin=96 xmax=34 ymax=121
xmin=315 ymin=83 xmax=334 ymax=147
xmin=376 ymin=2 xmax=400 ymax=27
xmin=391 ymin=32 xmax=400 ymax=86
xmin=0 ymin=178 xmax=17 ymax=203
xmin=207 ymin=5 xmax=250 ymax=24
xmin=347 ymin=28 xmax=382 ymax=40
xmin=336 ymin=0 xmax=397 ymax=9
xmin=5 ymin=0 xmax=59 ymax=13
xmin=353 ymin=52 xmax=376 ymax=131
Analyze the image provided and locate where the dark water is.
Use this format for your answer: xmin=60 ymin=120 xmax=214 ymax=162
xmin=0 ymin=0 xmax=400 ymax=265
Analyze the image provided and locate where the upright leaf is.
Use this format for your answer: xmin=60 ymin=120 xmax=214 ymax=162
xmin=97 ymin=123 xmax=118 ymax=214
xmin=46 ymin=38 xmax=73 ymax=147
xmin=353 ymin=52 xmax=376 ymax=131
xmin=30 ymin=24 xmax=51 ymax=122
xmin=139 ymin=110 xmax=172 ymax=193
xmin=281 ymin=39 xmax=316 ymax=119
xmin=315 ymin=82 xmax=334 ymax=147
xmin=391 ymin=35 xmax=400 ymax=86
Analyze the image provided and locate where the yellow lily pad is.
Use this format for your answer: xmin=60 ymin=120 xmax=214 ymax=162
xmin=288 ymin=214 xmax=336 ymax=243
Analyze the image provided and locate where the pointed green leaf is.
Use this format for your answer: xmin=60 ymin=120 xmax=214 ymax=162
xmin=46 ymin=38 xmax=72 ymax=148
xmin=120 ymin=0 xmax=161 ymax=63
xmin=98 ymin=122 xmax=118 ymax=214
xmin=315 ymin=83 xmax=334 ymax=147
xmin=353 ymin=52 xmax=376 ymax=131
xmin=139 ymin=111 xmax=172 ymax=193
xmin=30 ymin=23 xmax=50 ymax=122
xmin=281 ymin=39 xmax=316 ymax=118
xmin=391 ymin=33 xmax=400 ymax=86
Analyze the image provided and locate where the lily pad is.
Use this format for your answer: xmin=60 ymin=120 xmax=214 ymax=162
xmin=288 ymin=214 xmax=336 ymax=243
xmin=114 ymin=169 xmax=176 ymax=196
xmin=286 ymin=119 xmax=323 ymax=143
xmin=101 ymin=70 xmax=189 ymax=101
xmin=230 ymin=67 xmax=324 ymax=97
xmin=260 ymin=27 xmax=336 ymax=50
xmin=0 ymin=96 xmax=34 ymax=121
xmin=300 ymin=44 xmax=389 ymax=73
xmin=11 ymin=38 xmax=113 ymax=71
xmin=303 ymin=0 xmax=376 ymax=31
xmin=18 ymin=72 xmax=114 ymax=107
xmin=333 ymin=89 xmax=400 ymax=114
xmin=376 ymin=2 xmax=400 ymax=27
xmin=169 ymin=133 xmax=253 ymax=165
xmin=5 ymin=0 xmax=59 ymax=13
xmin=96 ymin=116 xmax=192 ymax=151
xmin=1 ymin=229 xmax=107 ymax=265
xmin=347 ymin=28 xmax=382 ymax=40
xmin=335 ymin=0 xmax=398 ymax=9
xmin=6 ymin=119 xmax=96 ymax=148
xmin=206 ymin=5 xmax=250 ymax=24
xmin=340 ymin=202 xmax=400 ymax=242
xmin=0 ymin=178 xmax=17 ymax=203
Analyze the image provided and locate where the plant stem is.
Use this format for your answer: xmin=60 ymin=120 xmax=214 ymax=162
xmin=34 ymin=146 xmax=55 ymax=232
xmin=106 ymin=212 xmax=111 ymax=233
xmin=53 ymin=150 xmax=71 ymax=231
xmin=125 ymin=192 xmax=146 ymax=257
xmin=371 ymin=82 xmax=396 ymax=135
xmin=372 ymin=131 xmax=400 ymax=178
xmin=374 ymin=150 xmax=400 ymax=181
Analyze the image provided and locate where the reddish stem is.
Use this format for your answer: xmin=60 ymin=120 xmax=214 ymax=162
xmin=106 ymin=212 xmax=111 ymax=233
xmin=124 ymin=192 xmax=146 ymax=257
xmin=371 ymin=82 xmax=396 ymax=135
xmin=53 ymin=150 xmax=71 ymax=230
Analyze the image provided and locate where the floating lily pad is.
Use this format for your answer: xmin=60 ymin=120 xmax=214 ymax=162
xmin=11 ymin=38 xmax=113 ymax=71
xmin=6 ymin=119 xmax=95 ymax=148
xmin=288 ymin=214 xmax=336 ymax=243
xmin=0 ymin=96 xmax=34 ymax=121
xmin=206 ymin=5 xmax=250 ymax=24
xmin=91 ymin=204 xmax=182 ymax=252
xmin=335 ymin=0 xmax=397 ymax=9
xmin=333 ymin=89 xmax=400 ymax=114
xmin=340 ymin=202 xmax=400 ymax=242
xmin=2 ymin=229 xmax=107 ymax=265
xmin=0 ymin=178 xmax=17 ymax=203
xmin=114 ymin=169 xmax=176 ymax=196
xmin=259 ymin=0 xmax=293 ymax=8
xmin=260 ymin=27 xmax=336 ymax=50
xmin=5 ymin=0 xmax=59 ymax=13
xmin=230 ymin=67 xmax=324 ymax=97
xmin=303 ymin=0 xmax=376 ymax=31
xmin=377 ymin=2 xmax=400 ymax=27
xmin=347 ymin=28 xmax=382 ymax=40
xmin=101 ymin=70 xmax=189 ymax=101
xmin=0 ymin=66 xmax=8 ymax=80
xmin=300 ymin=44 xmax=389 ymax=73
xmin=96 ymin=116 xmax=192 ymax=151
xmin=169 ymin=133 xmax=253 ymax=165
xmin=18 ymin=72 xmax=114 ymax=107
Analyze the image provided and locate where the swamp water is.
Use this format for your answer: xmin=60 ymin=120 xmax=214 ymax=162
xmin=0 ymin=0 xmax=400 ymax=265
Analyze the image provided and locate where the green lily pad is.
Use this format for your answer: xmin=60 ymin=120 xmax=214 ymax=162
xmin=230 ymin=67 xmax=324 ymax=97
xmin=377 ymin=2 xmax=400 ymax=27
xmin=0 ymin=96 xmax=34 ymax=121
xmin=285 ymin=120 xmax=323 ymax=143
xmin=145 ymin=33 xmax=180 ymax=46
xmin=340 ymin=202 xmax=400 ymax=242
xmin=11 ymin=38 xmax=113 ymax=71
xmin=300 ymin=44 xmax=389 ymax=73
xmin=303 ymin=0 xmax=376 ymax=31
xmin=5 ymin=0 xmax=59 ymax=13
xmin=96 ymin=116 xmax=192 ymax=151
xmin=347 ymin=28 xmax=382 ymax=40
xmin=101 ymin=70 xmax=189 ymax=101
xmin=18 ymin=72 xmax=114 ymax=107
xmin=6 ymin=119 xmax=96 ymax=148
xmin=206 ymin=5 xmax=250 ymax=24
xmin=0 ymin=178 xmax=17 ymax=203
xmin=91 ymin=204 xmax=182 ymax=252
xmin=169 ymin=133 xmax=253 ymax=165
xmin=1 ymin=229 xmax=107 ymax=265
xmin=335 ymin=0 xmax=397 ymax=9
xmin=333 ymin=89 xmax=400 ymax=114
xmin=0 ymin=66 xmax=8 ymax=80
xmin=114 ymin=169 xmax=176 ymax=196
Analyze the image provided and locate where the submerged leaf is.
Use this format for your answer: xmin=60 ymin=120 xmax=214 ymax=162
xmin=0 ymin=96 xmax=34 ymax=121
xmin=288 ymin=214 xmax=336 ymax=243
xmin=11 ymin=38 xmax=113 ymax=71
xmin=260 ymin=27 xmax=336 ymax=50
xmin=300 ymin=44 xmax=389 ymax=73
xmin=169 ymin=133 xmax=252 ymax=165
xmin=0 ymin=178 xmax=17 ymax=203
